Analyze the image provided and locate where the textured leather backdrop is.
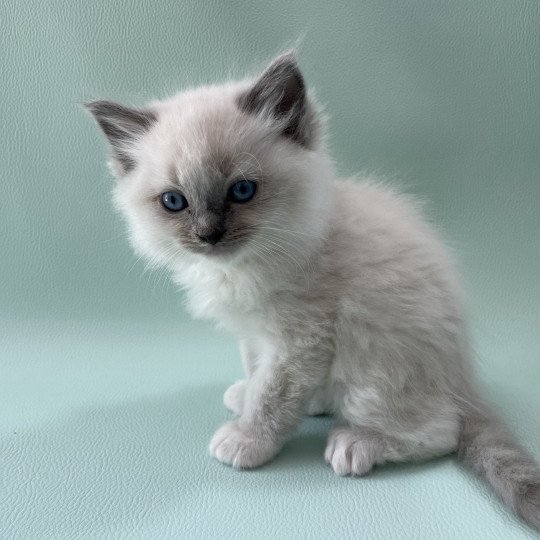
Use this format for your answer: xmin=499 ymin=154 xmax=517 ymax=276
xmin=2 ymin=1 xmax=539 ymax=538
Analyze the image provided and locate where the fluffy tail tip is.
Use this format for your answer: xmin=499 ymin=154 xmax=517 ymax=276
xmin=458 ymin=409 xmax=540 ymax=531
xmin=516 ymin=481 xmax=540 ymax=529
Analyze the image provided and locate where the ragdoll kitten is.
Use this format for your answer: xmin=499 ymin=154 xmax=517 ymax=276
xmin=86 ymin=52 xmax=540 ymax=529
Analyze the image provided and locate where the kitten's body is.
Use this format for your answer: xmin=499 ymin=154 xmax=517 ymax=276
xmin=87 ymin=53 xmax=540 ymax=529
xmin=181 ymin=178 xmax=470 ymax=454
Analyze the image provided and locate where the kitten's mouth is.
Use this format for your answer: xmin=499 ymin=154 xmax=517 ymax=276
xmin=185 ymin=233 xmax=249 ymax=258
xmin=203 ymin=244 xmax=228 ymax=255
xmin=197 ymin=241 xmax=237 ymax=258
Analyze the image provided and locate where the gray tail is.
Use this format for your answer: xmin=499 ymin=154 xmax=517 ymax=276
xmin=458 ymin=408 xmax=540 ymax=530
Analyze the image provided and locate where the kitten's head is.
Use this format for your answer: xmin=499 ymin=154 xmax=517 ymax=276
xmin=86 ymin=53 xmax=334 ymax=273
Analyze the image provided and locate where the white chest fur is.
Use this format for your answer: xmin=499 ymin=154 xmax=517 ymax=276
xmin=174 ymin=261 xmax=268 ymax=336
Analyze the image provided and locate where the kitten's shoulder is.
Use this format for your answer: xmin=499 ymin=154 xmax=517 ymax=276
xmin=330 ymin=175 xmax=456 ymax=267
xmin=331 ymin=176 xmax=434 ymax=234
xmin=334 ymin=176 xmax=425 ymax=218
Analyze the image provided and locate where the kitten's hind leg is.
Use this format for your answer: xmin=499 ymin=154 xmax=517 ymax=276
xmin=325 ymin=411 xmax=460 ymax=476
xmin=324 ymin=426 xmax=385 ymax=476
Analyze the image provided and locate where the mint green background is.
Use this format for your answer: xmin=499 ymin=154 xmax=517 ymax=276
xmin=2 ymin=1 xmax=539 ymax=538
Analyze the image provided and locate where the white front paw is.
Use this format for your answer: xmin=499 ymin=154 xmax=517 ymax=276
xmin=223 ymin=379 xmax=247 ymax=416
xmin=209 ymin=421 xmax=278 ymax=469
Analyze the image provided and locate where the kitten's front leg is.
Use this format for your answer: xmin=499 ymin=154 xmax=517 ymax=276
xmin=223 ymin=379 xmax=246 ymax=415
xmin=239 ymin=338 xmax=259 ymax=377
xmin=210 ymin=336 xmax=331 ymax=469
xmin=222 ymin=339 xmax=260 ymax=415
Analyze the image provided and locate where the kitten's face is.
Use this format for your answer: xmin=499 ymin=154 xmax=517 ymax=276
xmin=87 ymin=53 xmax=333 ymax=270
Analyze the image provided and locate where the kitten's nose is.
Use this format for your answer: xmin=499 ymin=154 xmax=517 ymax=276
xmin=198 ymin=229 xmax=225 ymax=245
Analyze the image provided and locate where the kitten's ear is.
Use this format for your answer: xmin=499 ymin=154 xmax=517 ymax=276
xmin=238 ymin=52 xmax=317 ymax=148
xmin=85 ymin=100 xmax=157 ymax=175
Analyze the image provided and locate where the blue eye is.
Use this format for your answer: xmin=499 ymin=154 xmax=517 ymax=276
xmin=228 ymin=180 xmax=256 ymax=203
xmin=161 ymin=191 xmax=188 ymax=212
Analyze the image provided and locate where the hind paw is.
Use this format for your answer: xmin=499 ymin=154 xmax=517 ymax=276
xmin=325 ymin=427 xmax=383 ymax=476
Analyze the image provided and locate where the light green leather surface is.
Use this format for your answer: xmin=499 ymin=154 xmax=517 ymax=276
xmin=2 ymin=1 xmax=539 ymax=538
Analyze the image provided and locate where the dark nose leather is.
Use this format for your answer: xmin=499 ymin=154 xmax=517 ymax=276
xmin=198 ymin=229 xmax=225 ymax=245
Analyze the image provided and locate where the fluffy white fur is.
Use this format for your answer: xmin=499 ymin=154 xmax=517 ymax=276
xmin=87 ymin=53 xmax=540 ymax=530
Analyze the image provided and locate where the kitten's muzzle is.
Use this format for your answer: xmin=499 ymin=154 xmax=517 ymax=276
xmin=198 ymin=228 xmax=226 ymax=245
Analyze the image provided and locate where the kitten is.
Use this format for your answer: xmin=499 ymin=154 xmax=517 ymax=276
xmin=86 ymin=52 xmax=540 ymax=529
